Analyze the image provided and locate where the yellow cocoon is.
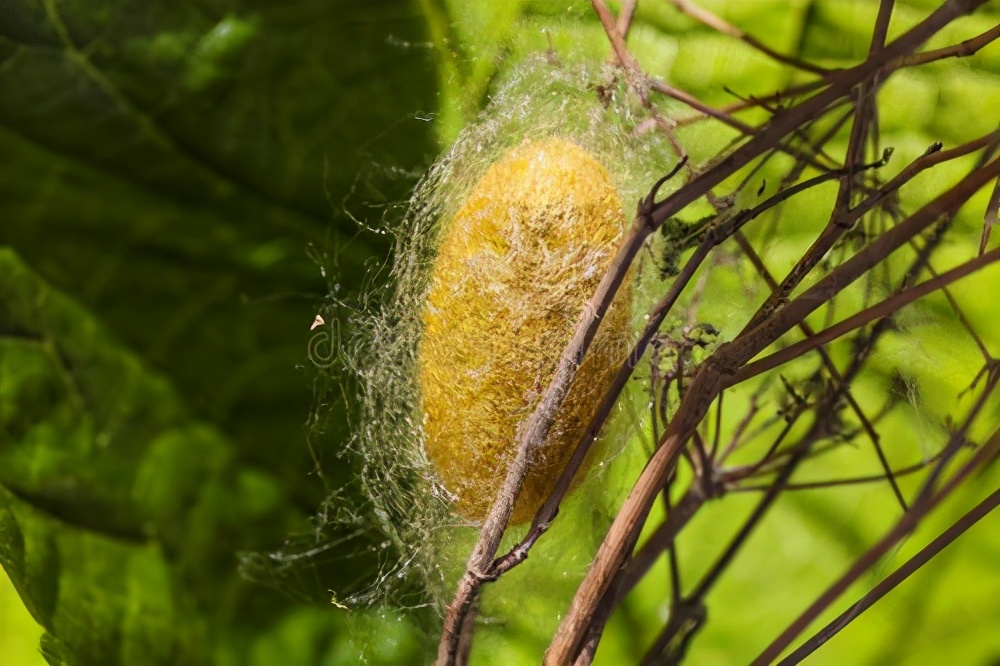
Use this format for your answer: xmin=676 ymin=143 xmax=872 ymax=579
xmin=418 ymin=137 xmax=631 ymax=523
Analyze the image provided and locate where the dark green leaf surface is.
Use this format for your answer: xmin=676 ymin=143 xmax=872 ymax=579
xmin=1 ymin=0 xmax=437 ymax=663
xmin=0 ymin=0 xmax=437 ymax=496
xmin=0 ymin=248 xmax=285 ymax=664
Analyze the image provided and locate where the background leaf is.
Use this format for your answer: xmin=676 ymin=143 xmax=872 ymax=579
xmin=1 ymin=0 xmax=437 ymax=663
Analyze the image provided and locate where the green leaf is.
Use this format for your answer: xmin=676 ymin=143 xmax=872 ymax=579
xmin=0 ymin=0 xmax=438 ymax=501
xmin=0 ymin=248 xmax=276 ymax=663
xmin=0 ymin=484 xmax=209 ymax=665
xmin=0 ymin=0 xmax=439 ymax=662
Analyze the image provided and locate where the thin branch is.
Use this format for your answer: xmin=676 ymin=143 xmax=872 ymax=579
xmin=981 ymin=172 xmax=1000 ymax=254
xmin=741 ymin=83 xmax=880 ymax=335
xmin=730 ymin=158 xmax=997 ymax=382
xmin=668 ymin=0 xmax=831 ymax=76
xmin=572 ymin=586 xmax=617 ymax=666
xmin=649 ymin=79 xmax=755 ymax=135
xmin=615 ymin=0 xmax=640 ymax=41
xmin=780 ymin=486 xmax=1000 ymax=664
xmin=888 ymin=20 xmax=1000 ymax=70
xmin=640 ymin=598 xmax=706 ymax=666
xmin=619 ymin=486 xmax=707 ymax=597
xmin=665 ymin=391 xmax=847 ymax=653
xmin=601 ymin=0 xmax=880 ymax=177
xmin=734 ymin=230 xmax=908 ymax=510
xmin=674 ymin=19 xmax=1000 ymax=128
xmin=674 ymin=81 xmax=825 ymax=127
xmin=907 ymin=242 xmax=993 ymax=360
xmin=869 ymin=0 xmax=896 ymax=56
xmin=493 ymin=157 xmax=866 ymax=579
xmin=633 ymin=378 xmax=832 ymax=662
xmin=646 ymin=0 xmax=992 ymax=232
xmin=728 ymin=448 xmax=946 ymax=492
xmin=545 ymin=152 xmax=998 ymax=664
xmin=592 ymin=0 xmax=641 ymax=79
xmin=752 ymin=405 xmax=1000 ymax=666
xmin=733 ymin=247 xmax=1000 ymax=385
xmin=439 ymin=3 xmax=993 ymax=662
xmin=743 ymin=125 xmax=1000 ymax=335
xmin=592 ymin=0 xmax=695 ymax=161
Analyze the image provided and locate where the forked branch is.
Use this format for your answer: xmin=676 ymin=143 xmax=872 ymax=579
xmin=433 ymin=1 xmax=997 ymax=663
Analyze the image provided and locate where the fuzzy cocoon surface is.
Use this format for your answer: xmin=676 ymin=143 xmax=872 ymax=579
xmin=418 ymin=137 xmax=631 ymax=523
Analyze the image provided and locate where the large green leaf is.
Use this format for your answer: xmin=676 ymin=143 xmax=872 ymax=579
xmin=0 ymin=0 xmax=437 ymax=497
xmin=1 ymin=0 xmax=438 ymax=663
xmin=0 ymin=248 xmax=295 ymax=663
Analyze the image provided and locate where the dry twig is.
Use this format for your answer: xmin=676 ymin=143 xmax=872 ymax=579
xmin=432 ymin=1 xmax=1000 ymax=663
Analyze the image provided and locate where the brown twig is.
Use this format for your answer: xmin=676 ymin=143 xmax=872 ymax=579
xmin=888 ymin=20 xmax=1000 ymax=70
xmin=615 ymin=0 xmax=640 ymax=41
xmin=740 ymin=77 xmax=879 ymax=335
xmin=733 ymin=247 xmax=1000 ymax=385
xmin=596 ymin=0 xmax=851 ymax=176
xmin=592 ymin=0 xmax=695 ymax=162
xmin=673 ymin=13 xmax=1000 ymax=129
xmin=648 ymin=79 xmax=754 ymax=135
xmin=642 ymin=353 xmax=872 ymax=661
xmin=673 ymin=81 xmax=826 ymax=127
xmin=726 ymin=448 xmax=947 ymax=491
xmin=640 ymin=597 xmax=706 ymax=665
xmin=592 ymin=0 xmax=642 ymax=82
xmin=436 ymin=2 xmax=993 ymax=663
xmin=658 ymin=367 xmax=999 ymax=665
xmin=617 ymin=484 xmax=709 ymax=598
xmin=643 ymin=0 xmax=990 ymax=231
xmin=780 ymin=484 xmax=1000 ymax=664
xmin=667 ymin=0 xmax=831 ymax=76
xmin=733 ymin=231 xmax=906 ymax=509
xmin=614 ymin=141 xmax=998 ymax=611
xmin=743 ymin=121 xmax=1000 ymax=334
xmin=544 ymin=152 xmax=998 ymax=664
xmin=982 ymin=171 xmax=1000 ymax=254
xmin=869 ymin=0 xmax=896 ymax=57
xmin=491 ymin=155 xmax=877 ymax=579
xmin=906 ymin=239 xmax=994 ymax=360
xmin=752 ymin=399 xmax=1000 ymax=665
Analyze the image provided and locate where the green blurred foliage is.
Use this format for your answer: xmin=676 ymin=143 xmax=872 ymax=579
xmin=1 ymin=0 xmax=999 ymax=664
